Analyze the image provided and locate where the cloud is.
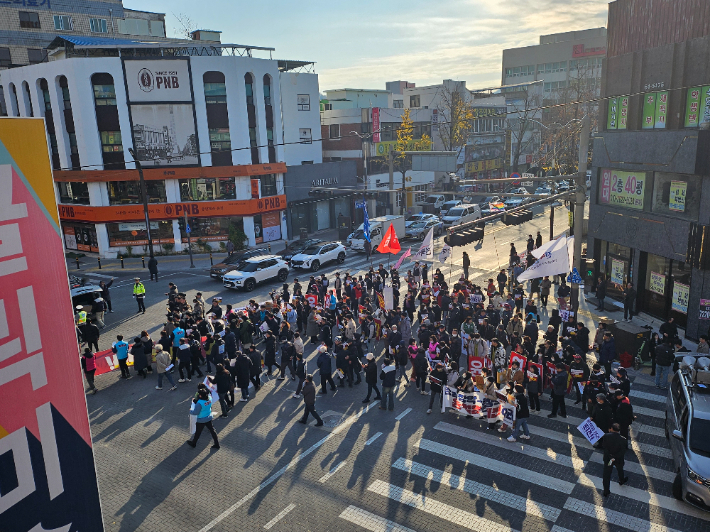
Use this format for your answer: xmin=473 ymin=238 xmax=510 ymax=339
xmin=319 ymin=0 xmax=609 ymax=90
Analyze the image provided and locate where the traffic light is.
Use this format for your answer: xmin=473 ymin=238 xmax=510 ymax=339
xmin=446 ymin=228 xmax=483 ymax=247
xmin=502 ymin=209 xmax=533 ymax=226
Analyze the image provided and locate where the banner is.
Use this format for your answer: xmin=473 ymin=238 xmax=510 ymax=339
xmin=441 ymin=386 xmax=481 ymax=415
xmin=394 ymin=247 xmax=411 ymax=270
xmin=509 ymin=351 xmax=527 ymax=370
xmin=439 ymin=244 xmax=451 ymax=264
xmin=599 ymin=169 xmax=646 ymax=210
xmin=412 ymin=227 xmax=434 ymax=260
xmin=372 ymin=107 xmax=381 ymax=143
xmin=610 ymin=258 xmax=625 ymax=285
xmin=377 ymin=223 xmax=401 ymax=254
xmin=669 ymin=181 xmax=687 ymax=212
xmin=501 ymin=403 xmax=516 ymax=428
xmin=649 ymin=271 xmax=666 ymax=295
xmin=672 ymin=282 xmax=689 ymax=314
xmin=700 ymin=299 xmax=710 ymax=321
xmin=517 ymin=236 xmax=570 ymax=282
xmin=0 ymin=118 xmax=104 ymax=530
xmin=383 ymin=286 xmax=393 ymax=311
xmin=468 ymin=355 xmax=492 ymax=376
xmin=577 ymin=417 xmax=605 ymax=445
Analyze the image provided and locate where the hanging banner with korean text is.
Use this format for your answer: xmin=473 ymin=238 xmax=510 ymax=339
xmin=649 ymin=272 xmax=666 ymax=295
xmin=599 ymin=169 xmax=646 ymax=210
xmin=669 ymin=181 xmax=687 ymax=212
xmin=0 ymin=118 xmax=105 ymax=530
xmin=610 ymin=258 xmax=625 ymax=285
xmin=672 ymin=282 xmax=689 ymax=314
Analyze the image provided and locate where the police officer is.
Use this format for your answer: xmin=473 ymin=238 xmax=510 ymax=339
xmin=133 ymin=277 xmax=146 ymax=314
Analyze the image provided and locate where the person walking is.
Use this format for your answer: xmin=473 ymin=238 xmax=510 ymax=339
xmin=540 ymin=276 xmax=552 ymax=308
xmin=298 ymin=374 xmax=324 ymax=426
xmin=613 ymin=389 xmax=634 ymax=439
xmin=599 ymin=332 xmax=616 ymax=380
xmin=362 ymin=353 xmax=382 ymax=403
xmin=99 ymin=278 xmax=115 ymax=313
xmin=292 ymin=352 xmax=306 ymax=398
xmin=148 ymin=256 xmax=159 ymax=282
xmin=379 ymin=358 xmax=397 ymax=411
xmin=92 ymin=297 xmax=107 ymax=329
xmin=622 ymin=282 xmax=636 ymax=322
xmin=247 ymin=345 xmax=262 ymax=391
xmin=234 ymin=351 xmax=252 ymax=402
xmin=507 ymin=385 xmax=530 ymax=442
xmin=548 ymin=363 xmax=568 ymax=418
xmin=81 ymin=347 xmax=98 ymax=394
xmin=155 ymin=345 xmax=177 ymax=390
xmin=133 ymin=277 xmax=146 ymax=313
xmin=316 ymin=345 xmax=337 ymax=394
xmin=462 ymin=252 xmax=470 ymax=280
xmin=601 ymin=423 xmax=628 ymax=497
xmin=131 ymin=336 xmax=149 ymax=379
xmin=208 ymin=364 xmax=233 ymax=417
xmin=427 ymin=362 xmax=447 ymax=414
xmin=112 ymin=335 xmax=131 ymax=379
xmin=84 ymin=319 xmax=100 ymax=353
xmin=654 ymin=338 xmax=675 ymax=390
xmin=596 ymin=276 xmax=607 ymax=311
xmin=177 ymin=339 xmax=192 ymax=383
xmin=187 ymin=388 xmax=219 ymax=449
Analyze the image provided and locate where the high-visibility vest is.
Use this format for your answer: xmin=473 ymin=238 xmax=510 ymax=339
xmin=77 ymin=311 xmax=87 ymax=325
xmin=133 ymin=283 xmax=146 ymax=296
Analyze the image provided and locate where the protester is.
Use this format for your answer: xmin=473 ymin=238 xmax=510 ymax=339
xmin=601 ymin=423 xmax=628 ymax=497
xmin=298 ymin=375 xmax=324 ymax=426
xmin=81 ymin=347 xmax=98 ymax=394
xmin=187 ymin=388 xmax=220 ymax=449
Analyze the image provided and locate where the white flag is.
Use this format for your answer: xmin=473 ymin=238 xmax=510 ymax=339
xmin=439 ymin=244 xmax=451 ymax=264
xmin=412 ymin=227 xmax=434 ymax=260
xmin=517 ymin=235 xmax=570 ymax=282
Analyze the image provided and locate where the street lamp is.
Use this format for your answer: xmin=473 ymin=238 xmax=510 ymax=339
xmin=127 ymin=148 xmax=155 ymax=259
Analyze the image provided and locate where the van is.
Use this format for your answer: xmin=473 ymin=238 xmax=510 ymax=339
xmin=423 ymin=195 xmax=446 ymax=211
xmin=439 ymin=199 xmax=462 ymax=217
xmin=666 ymin=356 xmax=710 ymax=510
xmin=441 ymin=204 xmax=482 ymax=227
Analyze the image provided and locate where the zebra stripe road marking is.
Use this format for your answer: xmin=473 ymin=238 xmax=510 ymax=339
xmin=263 ymin=503 xmax=296 ymax=529
xmin=318 ymin=460 xmax=347 ymax=483
xmin=339 ymin=505 xmax=418 ymax=532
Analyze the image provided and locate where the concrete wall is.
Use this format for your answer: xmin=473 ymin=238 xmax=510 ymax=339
xmin=279 ymin=71 xmax=323 ymax=166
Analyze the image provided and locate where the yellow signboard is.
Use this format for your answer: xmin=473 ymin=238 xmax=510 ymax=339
xmin=669 ymin=180 xmax=687 ymax=212
xmin=465 ymin=158 xmax=504 ymax=173
xmin=672 ymin=282 xmax=689 ymax=314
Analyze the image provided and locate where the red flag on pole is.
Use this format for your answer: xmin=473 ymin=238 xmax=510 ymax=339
xmin=376 ymin=223 xmax=401 ymax=254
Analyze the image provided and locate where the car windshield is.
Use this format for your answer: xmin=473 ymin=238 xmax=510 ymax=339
xmin=406 ymin=214 xmax=423 ymax=221
xmin=447 ymin=208 xmax=465 ymax=217
xmin=443 ymin=202 xmax=458 ymax=208
xmin=425 ymin=197 xmax=438 ymax=203
xmin=351 ymin=230 xmax=365 ymax=239
xmin=689 ymin=418 xmax=710 ymax=456
xmin=223 ymin=254 xmax=244 ymax=265
xmin=238 ymin=263 xmax=259 ymax=273
xmin=409 ymin=221 xmax=427 ymax=229
xmin=302 ymin=246 xmax=321 ymax=255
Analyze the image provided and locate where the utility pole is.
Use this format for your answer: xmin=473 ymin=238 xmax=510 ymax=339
xmin=388 ymin=148 xmax=395 ymax=215
xmin=570 ymin=115 xmax=590 ymax=314
xmin=184 ymin=211 xmax=195 ymax=268
xmin=128 ymin=148 xmax=154 ymax=259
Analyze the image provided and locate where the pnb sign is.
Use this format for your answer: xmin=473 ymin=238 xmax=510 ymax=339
xmin=124 ymin=59 xmax=192 ymax=102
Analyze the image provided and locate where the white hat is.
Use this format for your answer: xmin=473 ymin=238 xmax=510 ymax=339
xmin=318 ymin=345 xmax=328 ymax=353
xmin=75 ymin=305 xmax=83 ymax=310
xmin=366 ymin=353 xmax=374 ymax=360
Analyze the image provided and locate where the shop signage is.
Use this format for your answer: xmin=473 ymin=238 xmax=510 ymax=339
xmin=118 ymin=222 xmax=160 ymax=232
xmin=610 ymin=258 xmax=625 ymax=285
xmin=607 ymin=96 xmax=629 ymax=130
xmin=375 ymin=140 xmax=430 ymax=156
xmin=669 ymin=181 xmax=687 ymax=212
xmin=699 ymin=299 xmax=710 ymax=320
xmin=685 ymin=86 xmax=710 ymax=127
xmin=311 ymin=177 xmax=338 ymax=187
xmin=0 ymin=119 xmax=105 ymax=529
xmin=672 ymin=281 xmax=690 ymax=314
xmin=372 ymin=107 xmax=381 ymax=143
xmin=57 ymin=195 xmax=287 ymax=223
xmin=54 ymin=162 xmax=286 ymax=182
xmin=251 ymin=179 xmax=260 ymax=199
xmin=599 ymin=169 xmax=646 ymax=210
xmin=124 ymin=59 xmax=192 ymax=103
xmin=649 ymin=271 xmax=666 ymax=295
xmin=572 ymin=44 xmax=606 ymax=57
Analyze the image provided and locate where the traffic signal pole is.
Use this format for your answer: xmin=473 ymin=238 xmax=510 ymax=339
xmin=570 ymin=115 xmax=590 ymax=314
xmin=388 ymin=149 xmax=395 ymax=215
xmin=128 ymin=148 xmax=154 ymax=259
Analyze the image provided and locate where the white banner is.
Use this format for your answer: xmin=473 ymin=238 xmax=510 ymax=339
xmin=412 ymin=227 xmax=434 ymax=260
xmin=439 ymin=244 xmax=451 ymax=264
xmin=577 ymin=417 xmax=605 ymax=445
xmin=517 ymin=236 xmax=570 ymax=282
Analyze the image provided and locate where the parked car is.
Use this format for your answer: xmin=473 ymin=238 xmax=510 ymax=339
xmin=666 ymin=357 xmax=710 ymax=510
xmin=439 ymin=200 xmax=462 ymax=217
xmin=210 ymin=247 xmax=270 ymax=279
xmin=441 ymin=204 xmax=482 ymax=227
xmin=222 ymin=255 xmax=290 ymax=292
xmin=71 ymin=285 xmax=104 ymax=320
xmin=277 ymin=238 xmax=323 ymax=262
xmin=534 ymin=186 xmax=551 ymax=196
xmin=423 ymin=194 xmax=446 ymax=211
xmin=405 ymin=213 xmax=438 ymax=228
xmin=291 ymin=242 xmax=347 ymax=272
xmin=504 ymin=197 xmax=525 ymax=209
xmin=405 ymin=217 xmax=443 ymax=239
xmin=506 ymin=187 xmax=529 ymax=195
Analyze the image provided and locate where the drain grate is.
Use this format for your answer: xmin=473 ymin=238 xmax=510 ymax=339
xmin=319 ymin=411 xmax=347 ymax=428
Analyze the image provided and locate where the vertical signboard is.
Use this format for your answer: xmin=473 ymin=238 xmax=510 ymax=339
xmin=372 ymin=107 xmax=381 ymax=143
xmin=0 ymin=118 xmax=104 ymax=530
xmin=642 ymin=93 xmax=656 ymax=129
xmin=607 ymin=97 xmax=618 ymax=129
xmin=672 ymin=282 xmax=689 ymax=314
xmin=685 ymin=87 xmax=701 ymax=127
xmin=618 ymin=96 xmax=629 ymax=130
xmin=654 ymin=91 xmax=668 ymax=129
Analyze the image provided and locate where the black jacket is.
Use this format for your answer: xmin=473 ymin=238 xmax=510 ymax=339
xmin=365 ymin=360 xmax=378 ymax=385
xmin=602 ymin=431 xmax=628 ymax=462
xmin=655 ymin=343 xmax=675 ymax=367
xmin=592 ymin=401 xmax=614 ymax=433
xmin=295 ymin=358 xmax=306 ymax=379
xmin=248 ymin=350 xmax=262 ymax=376
xmin=209 ymin=371 xmax=232 ymax=394
xmin=317 ymin=351 xmax=332 ymax=374
xmin=614 ymin=399 xmax=634 ymax=427
xmin=515 ymin=392 xmax=530 ymax=418
xmin=234 ymin=355 xmax=252 ymax=388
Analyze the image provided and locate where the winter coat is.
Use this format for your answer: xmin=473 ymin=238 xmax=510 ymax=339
xmin=399 ymin=317 xmax=412 ymax=345
xmin=264 ymin=336 xmax=276 ymax=366
xmin=614 ymin=398 xmax=634 ymax=427
xmin=515 ymin=392 xmax=530 ymax=418
xmin=302 ymin=380 xmax=317 ymax=406
xmin=506 ymin=319 xmax=523 ymax=338
xmin=655 ymin=343 xmax=675 ymax=367
xmin=592 ymin=401 xmax=614 ymax=433
xmin=599 ymin=337 xmax=617 ymax=364
xmin=210 ymin=371 xmax=232 ymax=394
xmin=380 ymin=363 xmax=397 ymax=387
xmin=540 ymin=278 xmax=552 ymax=296
xmin=365 ymin=360 xmax=378 ymax=385
xmin=248 ymin=350 xmax=262 ymax=376
xmin=295 ymin=358 xmax=306 ymax=379
xmin=306 ymin=311 xmax=320 ymax=338
xmin=239 ymin=320 xmax=253 ymax=345
xmin=156 ymin=350 xmax=171 ymax=374
xmin=523 ymin=322 xmax=539 ymax=342
xmin=234 ymin=355 xmax=252 ymax=388
xmin=552 ymin=370 xmax=568 ymax=396
xmin=569 ymin=360 xmax=590 ymax=381
xmin=224 ymin=331 xmax=237 ymax=355
xmin=317 ymin=351 xmax=333 ymax=374
xmin=467 ymin=338 xmax=489 ymax=358
xmin=428 ymin=367 xmax=447 ymax=393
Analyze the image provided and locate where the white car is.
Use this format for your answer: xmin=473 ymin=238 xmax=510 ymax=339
xmin=405 ymin=213 xmax=438 ymax=228
xmin=222 ymin=255 xmax=290 ymax=292
xmin=439 ymin=200 xmax=462 ymax=217
xmin=290 ymin=242 xmax=346 ymax=272
xmin=406 ymin=217 xmax=443 ymax=239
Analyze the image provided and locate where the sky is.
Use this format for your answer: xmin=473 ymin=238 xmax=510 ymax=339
xmin=125 ymin=0 xmax=611 ymax=91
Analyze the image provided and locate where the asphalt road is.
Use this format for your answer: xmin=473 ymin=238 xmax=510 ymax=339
xmin=78 ymin=206 xmax=707 ymax=532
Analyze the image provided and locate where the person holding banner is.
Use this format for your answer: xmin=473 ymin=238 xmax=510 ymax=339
xmin=570 ymin=354 xmax=590 ymax=404
xmin=483 ymin=376 xmax=500 ymax=429
xmin=187 ymin=388 xmax=220 ymax=450
xmin=526 ymin=364 xmax=542 ymax=413
xmin=507 ymin=385 xmax=531 ymax=442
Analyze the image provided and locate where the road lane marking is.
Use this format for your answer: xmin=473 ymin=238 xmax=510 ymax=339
xmin=364 ymin=432 xmax=382 ymax=446
xmin=263 ymin=503 xmax=296 ymax=529
xmin=318 ymin=460 xmax=347 ymax=483
xmin=339 ymin=505 xmax=418 ymax=532
xmin=395 ymin=408 xmax=412 ymax=421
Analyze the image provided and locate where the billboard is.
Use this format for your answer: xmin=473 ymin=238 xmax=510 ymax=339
xmin=130 ymin=104 xmax=199 ymax=166
xmin=598 ymin=168 xmax=646 ymax=210
xmin=123 ymin=59 xmax=192 ymax=103
xmin=0 ymin=118 xmax=104 ymax=530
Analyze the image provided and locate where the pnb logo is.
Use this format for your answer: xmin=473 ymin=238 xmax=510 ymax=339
xmin=138 ymin=68 xmax=155 ymax=92
xmin=138 ymin=68 xmax=180 ymax=92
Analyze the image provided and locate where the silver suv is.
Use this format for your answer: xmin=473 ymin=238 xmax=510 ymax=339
xmin=666 ymin=355 xmax=710 ymax=511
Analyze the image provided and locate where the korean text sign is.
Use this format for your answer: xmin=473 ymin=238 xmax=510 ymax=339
xmin=599 ymin=169 xmax=646 ymax=210
xmin=0 ymin=119 xmax=104 ymax=531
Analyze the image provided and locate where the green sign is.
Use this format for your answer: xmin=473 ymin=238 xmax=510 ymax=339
xmin=607 ymin=97 xmax=619 ymax=130
xmin=618 ymin=96 xmax=629 ymax=130
xmin=642 ymin=93 xmax=656 ymax=129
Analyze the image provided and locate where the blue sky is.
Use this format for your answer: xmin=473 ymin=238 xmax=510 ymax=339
xmin=125 ymin=0 xmax=610 ymax=91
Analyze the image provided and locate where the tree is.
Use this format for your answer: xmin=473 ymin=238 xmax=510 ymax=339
xmin=172 ymin=12 xmax=196 ymax=39
xmin=436 ymin=83 xmax=474 ymax=156
xmin=393 ymin=109 xmax=431 ymax=214
xmin=507 ymin=82 xmax=543 ymax=174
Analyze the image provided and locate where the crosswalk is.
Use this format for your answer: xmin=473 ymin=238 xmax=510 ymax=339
xmin=335 ymin=379 xmax=710 ymax=532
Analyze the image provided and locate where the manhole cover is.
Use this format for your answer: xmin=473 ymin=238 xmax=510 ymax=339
xmin=319 ymin=410 xmax=347 ymax=428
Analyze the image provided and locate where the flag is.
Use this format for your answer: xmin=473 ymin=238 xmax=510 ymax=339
xmin=394 ymin=247 xmax=411 ymax=270
xmin=376 ymin=223 xmax=401 ymax=254
xmin=376 ymin=291 xmax=385 ymax=309
xmin=412 ymin=227 xmax=434 ymax=260
xmin=439 ymin=244 xmax=451 ymax=264
xmin=489 ymin=202 xmax=505 ymax=212
xmin=363 ymin=201 xmax=371 ymax=242
xmin=517 ymin=235 xmax=570 ymax=282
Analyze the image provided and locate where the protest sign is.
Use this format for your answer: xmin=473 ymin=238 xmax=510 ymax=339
xmin=509 ymin=351 xmax=527 ymax=370
xmin=468 ymin=355 xmax=492 ymax=376
xmin=441 ymin=386 xmax=482 ymax=415
xmin=501 ymin=403 xmax=516 ymax=428
xmin=577 ymin=417 xmax=605 ymax=445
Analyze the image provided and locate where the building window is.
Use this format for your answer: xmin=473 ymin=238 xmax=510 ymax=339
xmin=537 ymin=62 xmax=567 ymax=74
xmin=93 ymin=83 xmax=116 ymax=105
xmin=100 ymin=131 xmax=123 ymax=153
xmin=301 ymin=161 xmax=313 ymax=165
xmin=543 ymin=81 xmax=567 ymax=93
xmin=57 ymin=182 xmax=90 ymax=204
xmin=244 ymin=73 xmax=259 ymax=164
xmin=107 ymin=180 xmax=167 ymax=205
xmin=505 ymin=65 xmax=535 ymax=78
xmin=0 ymin=48 xmax=11 ymax=68
xmin=329 ymin=123 xmax=340 ymax=140
xmin=19 ymin=11 xmax=41 ymax=29
xmin=204 ymin=82 xmax=227 ymax=104
xmin=179 ymin=177 xmax=236 ymax=201
xmin=299 ymin=128 xmax=312 ymax=144
xmin=1 ymin=87 xmax=9 ymax=117
xmin=209 ymin=128 xmax=231 ymax=151
xmin=53 ymin=15 xmax=73 ymax=31
xmin=27 ymin=48 xmax=47 ymax=64
xmin=684 ymin=86 xmax=710 ymax=127
xmin=90 ymin=18 xmax=108 ymax=33
xmin=606 ymin=96 xmax=629 ymax=130
xmin=260 ymin=174 xmax=277 ymax=197
xmin=177 ymin=217 xmax=243 ymax=243
xmin=323 ymin=102 xmax=333 ymax=111
xmin=651 ymin=172 xmax=700 ymax=220
xmin=107 ymin=221 xmax=174 ymax=248
xmin=410 ymin=95 xmax=420 ymax=108
xmin=203 ymin=72 xmax=232 ymax=166
xmin=263 ymin=76 xmax=271 ymax=106
xmin=393 ymin=100 xmax=403 ymax=108
xmin=297 ymin=94 xmax=310 ymax=111
xmin=91 ymin=73 xmax=124 ymax=169
xmin=642 ymin=91 xmax=668 ymax=129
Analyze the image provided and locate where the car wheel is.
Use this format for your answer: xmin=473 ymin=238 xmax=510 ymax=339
xmin=311 ymin=260 xmax=320 ymax=272
xmin=672 ymin=472 xmax=683 ymax=501
xmin=244 ymin=279 xmax=256 ymax=292
xmin=337 ymin=252 xmax=345 ymax=263
xmin=277 ymin=269 xmax=288 ymax=282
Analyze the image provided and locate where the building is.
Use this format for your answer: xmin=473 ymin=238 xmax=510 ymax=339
xmin=588 ymin=0 xmax=710 ymax=340
xmin=0 ymin=36 xmax=322 ymax=258
xmin=0 ymin=0 xmax=171 ymax=69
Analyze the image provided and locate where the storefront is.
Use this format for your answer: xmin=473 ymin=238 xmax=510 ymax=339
xmin=289 ymin=196 xmax=352 ymax=235
xmin=61 ymin=222 xmax=99 ymax=253
xmin=107 ymin=221 xmax=175 ymax=248
xmin=637 ymin=253 xmax=691 ymax=328
xmin=597 ymin=240 xmax=634 ymax=303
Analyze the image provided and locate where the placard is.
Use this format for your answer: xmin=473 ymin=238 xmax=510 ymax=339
xmin=672 ymin=282 xmax=689 ymax=314
xmin=649 ymin=271 xmax=666 ymax=295
xmin=577 ymin=418 xmax=605 ymax=445
xmin=599 ymin=169 xmax=646 ymax=210
xmin=610 ymin=258 xmax=625 ymax=285
xmin=699 ymin=299 xmax=710 ymax=320
xmin=669 ymin=181 xmax=687 ymax=212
